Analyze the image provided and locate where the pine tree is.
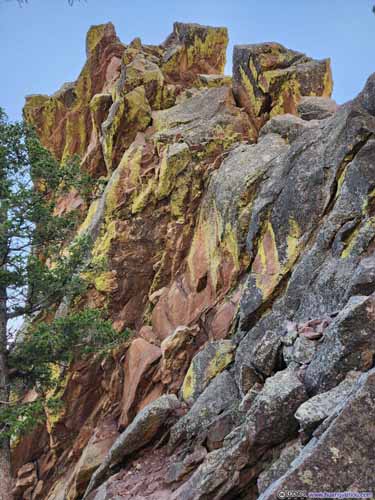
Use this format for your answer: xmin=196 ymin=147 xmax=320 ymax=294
xmin=0 ymin=109 xmax=126 ymax=498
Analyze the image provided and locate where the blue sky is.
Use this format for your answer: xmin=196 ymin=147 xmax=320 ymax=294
xmin=0 ymin=0 xmax=374 ymax=121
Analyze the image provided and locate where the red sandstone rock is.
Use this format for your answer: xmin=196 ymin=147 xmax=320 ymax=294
xmin=138 ymin=325 xmax=159 ymax=344
xmin=12 ymin=463 xmax=37 ymax=499
xmin=210 ymin=300 xmax=237 ymax=340
xmin=65 ymin=418 xmax=119 ymax=498
xmin=24 ymin=23 xmax=124 ymax=170
xmin=160 ymin=325 xmax=200 ymax=393
xmin=118 ymin=338 xmax=162 ymax=430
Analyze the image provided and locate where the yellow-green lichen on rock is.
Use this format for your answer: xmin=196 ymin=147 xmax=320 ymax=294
xmin=269 ymin=76 xmax=302 ymax=117
xmin=182 ymin=340 xmax=235 ymax=404
xmin=131 ymin=177 xmax=156 ymax=214
xmin=114 ymin=50 xmax=169 ymax=110
xmin=24 ymin=22 xmax=124 ymax=165
xmin=79 ymin=217 xmax=118 ymax=294
xmin=185 ymin=26 xmax=228 ymax=72
xmin=62 ymin=112 xmax=88 ymax=161
xmin=187 ymin=210 xmax=223 ymax=293
xmin=77 ymin=198 xmax=101 ymax=237
xmin=45 ymin=364 xmax=69 ymax=434
xmin=239 ymin=65 xmax=264 ymax=117
xmin=232 ymin=42 xmax=333 ymax=139
xmin=162 ymin=22 xmax=228 ymax=84
xmin=286 ymin=217 xmax=302 ymax=263
xmin=252 ymin=217 xmax=302 ymax=302
xmin=89 ymin=92 xmax=113 ymax=136
xmin=23 ymin=95 xmax=66 ymax=157
xmin=156 ymin=142 xmax=191 ymax=200
xmin=103 ymin=142 xmax=143 ymax=219
xmin=341 ymin=218 xmax=375 ymax=259
xmin=86 ymin=22 xmax=118 ymax=57
xmin=170 ymin=170 xmax=193 ymax=220
xmin=101 ymin=85 xmax=152 ymax=172
xmin=197 ymin=74 xmax=232 ymax=88
xmin=91 ymin=220 xmax=117 ymax=264
xmin=252 ymin=220 xmax=281 ymax=300
xmin=92 ymin=270 xmax=118 ymax=293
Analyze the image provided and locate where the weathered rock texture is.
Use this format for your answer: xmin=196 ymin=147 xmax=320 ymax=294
xmin=16 ymin=19 xmax=375 ymax=500
xmin=232 ymin=42 xmax=332 ymax=139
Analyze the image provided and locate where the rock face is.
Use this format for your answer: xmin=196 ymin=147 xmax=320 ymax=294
xmin=17 ymin=19 xmax=375 ymax=500
xmin=259 ymin=368 xmax=375 ymax=499
xmin=83 ymin=394 xmax=182 ymax=497
xmin=232 ymin=42 xmax=332 ymax=139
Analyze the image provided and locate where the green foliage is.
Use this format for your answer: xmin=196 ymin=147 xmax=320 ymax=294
xmin=0 ymin=108 xmax=99 ymax=318
xmin=10 ymin=309 xmax=130 ymax=389
xmin=0 ymin=109 xmax=127 ymax=442
xmin=1 ymin=309 xmax=131 ymax=438
xmin=0 ymin=399 xmax=45 ymax=439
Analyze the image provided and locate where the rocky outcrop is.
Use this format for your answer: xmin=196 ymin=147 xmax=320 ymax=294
xmin=84 ymin=394 xmax=181 ymax=497
xmin=118 ymin=338 xmax=162 ymax=430
xmin=232 ymin=42 xmax=332 ymax=139
xmin=259 ymin=368 xmax=375 ymax=499
xmin=24 ymin=23 xmax=124 ymax=174
xmin=17 ymin=19 xmax=375 ymax=500
xmin=181 ymin=340 xmax=235 ymax=404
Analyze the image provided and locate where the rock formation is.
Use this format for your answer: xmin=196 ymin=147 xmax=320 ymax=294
xmin=15 ymin=20 xmax=375 ymax=500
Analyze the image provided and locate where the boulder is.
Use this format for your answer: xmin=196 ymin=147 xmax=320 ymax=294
xmin=259 ymin=113 xmax=319 ymax=142
xmin=297 ymin=95 xmax=337 ymax=120
xmin=295 ymin=371 xmax=360 ymax=440
xmin=171 ymin=369 xmax=308 ymax=500
xmin=259 ymin=368 xmax=375 ymax=499
xmin=83 ymin=394 xmax=181 ymax=498
xmin=247 ymin=369 xmax=308 ymax=447
xmin=305 ymin=294 xmax=375 ymax=394
xmin=235 ymin=328 xmax=283 ymax=393
xmin=169 ymin=371 xmax=239 ymax=450
xmin=113 ymin=49 xmax=166 ymax=108
xmin=160 ymin=325 xmax=200 ymax=393
xmin=162 ymin=22 xmax=228 ymax=85
xmin=152 ymin=85 xmax=250 ymax=153
xmin=118 ymin=338 xmax=162 ymax=429
xmin=232 ymin=42 xmax=332 ymax=139
xmin=181 ymin=340 xmax=235 ymax=404
xmin=283 ymin=336 xmax=317 ymax=366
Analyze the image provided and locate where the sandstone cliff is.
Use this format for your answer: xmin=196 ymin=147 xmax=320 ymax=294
xmin=14 ymin=21 xmax=375 ymax=500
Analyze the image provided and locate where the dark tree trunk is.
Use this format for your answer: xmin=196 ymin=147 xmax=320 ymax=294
xmin=0 ymin=284 xmax=13 ymax=499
